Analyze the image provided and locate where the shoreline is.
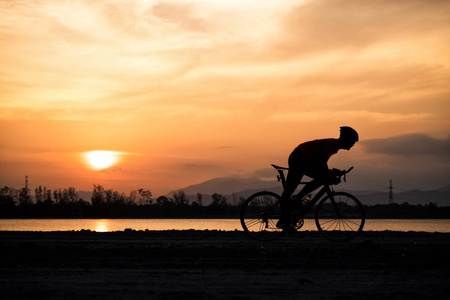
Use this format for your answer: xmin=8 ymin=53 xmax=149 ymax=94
xmin=1 ymin=230 xmax=449 ymax=299
xmin=1 ymin=228 xmax=450 ymax=233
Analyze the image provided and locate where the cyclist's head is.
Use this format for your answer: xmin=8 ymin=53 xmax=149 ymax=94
xmin=339 ymin=126 xmax=359 ymax=149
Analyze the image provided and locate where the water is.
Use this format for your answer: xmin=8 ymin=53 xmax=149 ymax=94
xmin=0 ymin=219 xmax=449 ymax=233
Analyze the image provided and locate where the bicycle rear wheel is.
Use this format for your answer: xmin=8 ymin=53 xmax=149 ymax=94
xmin=240 ymin=191 xmax=284 ymax=242
xmin=315 ymin=192 xmax=365 ymax=242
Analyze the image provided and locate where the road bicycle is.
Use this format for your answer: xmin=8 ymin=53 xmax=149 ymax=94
xmin=240 ymin=164 xmax=365 ymax=242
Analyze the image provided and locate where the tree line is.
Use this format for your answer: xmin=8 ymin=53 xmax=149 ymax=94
xmin=0 ymin=185 xmax=448 ymax=218
xmin=0 ymin=185 xmax=241 ymax=218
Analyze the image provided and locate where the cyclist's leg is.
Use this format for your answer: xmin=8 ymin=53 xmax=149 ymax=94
xmin=278 ymin=152 xmax=304 ymax=227
xmin=295 ymin=162 xmax=327 ymax=199
xmin=279 ymin=181 xmax=298 ymax=220
xmin=296 ymin=179 xmax=322 ymax=199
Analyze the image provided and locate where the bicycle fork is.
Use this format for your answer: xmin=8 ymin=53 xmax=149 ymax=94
xmin=324 ymin=186 xmax=342 ymax=218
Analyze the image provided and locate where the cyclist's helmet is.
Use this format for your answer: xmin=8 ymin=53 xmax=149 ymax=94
xmin=339 ymin=126 xmax=359 ymax=142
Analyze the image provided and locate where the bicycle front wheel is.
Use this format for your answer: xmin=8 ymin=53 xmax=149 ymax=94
xmin=315 ymin=192 xmax=365 ymax=242
xmin=240 ymin=191 xmax=284 ymax=242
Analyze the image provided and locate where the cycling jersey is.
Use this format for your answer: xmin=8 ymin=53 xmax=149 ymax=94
xmin=293 ymin=138 xmax=340 ymax=162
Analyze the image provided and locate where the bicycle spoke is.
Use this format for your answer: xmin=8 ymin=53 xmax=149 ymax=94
xmin=320 ymin=218 xmax=337 ymax=227
xmin=342 ymin=218 xmax=361 ymax=227
xmin=267 ymin=219 xmax=278 ymax=229
xmin=245 ymin=218 xmax=262 ymax=228
xmin=340 ymin=219 xmax=356 ymax=232
xmin=323 ymin=219 xmax=338 ymax=231
xmin=258 ymin=222 xmax=265 ymax=232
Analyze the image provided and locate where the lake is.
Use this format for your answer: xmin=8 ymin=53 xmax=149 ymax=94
xmin=0 ymin=219 xmax=449 ymax=233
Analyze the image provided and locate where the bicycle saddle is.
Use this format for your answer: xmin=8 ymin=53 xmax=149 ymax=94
xmin=271 ymin=164 xmax=289 ymax=170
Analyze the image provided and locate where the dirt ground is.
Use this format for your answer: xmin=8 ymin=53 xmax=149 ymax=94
xmin=1 ymin=229 xmax=449 ymax=300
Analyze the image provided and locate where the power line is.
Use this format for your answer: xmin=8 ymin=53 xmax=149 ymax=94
xmin=389 ymin=179 xmax=394 ymax=205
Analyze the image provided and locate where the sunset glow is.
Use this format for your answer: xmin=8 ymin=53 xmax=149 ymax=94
xmin=94 ymin=220 xmax=110 ymax=232
xmin=84 ymin=151 xmax=120 ymax=170
xmin=0 ymin=0 xmax=449 ymax=196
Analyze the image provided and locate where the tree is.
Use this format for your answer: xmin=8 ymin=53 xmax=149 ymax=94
xmin=0 ymin=186 xmax=18 ymax=216
xmin=91 ymin=184 xmax=105 ymax=206
xmin=156 ymin=196 xmax=169 ymax=206
xmin=44 ymin=189 xmax=53 ymax=205
xmin=208 ymin=193 xmax=228 ymax=215
xmin=0 ymin=186 xmax=18 ymax=206
xmin=105 ymin=189 xmax=113 ymax=205
xmin=128 ymin=190 xmax=138 ymax=205
xmin=18 ymin=186 xmax=31 ymax=206
xmin=196 ymin=193 xmax=203 ymax=206
xmin=61 ymin=187 xmax=78 ymax=203
xmin=211 ymin=193 xmax=227 ymax=207
xmin=111 ymin=191 xmax=127 ymax=205
xmin=138 ymin=189 xmax=152 ymax=205
xmin=173 ymin=191 xmax=189 ymax=206
xmin=53 ymin=189 xmax=62 ymax=204
xmin=35 ymin=186 xmax=44 ymax=203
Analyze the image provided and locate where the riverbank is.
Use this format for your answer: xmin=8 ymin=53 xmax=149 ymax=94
xmin=1 ymin=230 xmax=449 ymax=299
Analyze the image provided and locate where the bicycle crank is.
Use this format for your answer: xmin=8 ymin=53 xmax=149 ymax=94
xmin=294 ymin=219 xmax=304 ymax=230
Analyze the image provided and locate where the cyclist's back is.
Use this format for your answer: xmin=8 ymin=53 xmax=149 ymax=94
xmin=294 ymin=138 xmax=339 ymax=161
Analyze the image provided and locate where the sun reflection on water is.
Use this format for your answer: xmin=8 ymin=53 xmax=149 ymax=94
xmin=94 ymin=220 xmax=110 ymax=232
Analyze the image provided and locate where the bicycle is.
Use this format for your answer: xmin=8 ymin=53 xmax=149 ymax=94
xmin=240 ymin=164 xmax=365 ymax=242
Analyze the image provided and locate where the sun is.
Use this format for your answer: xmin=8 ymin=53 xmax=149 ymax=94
xmin=84 ymin=151 xmax=119 ymax=170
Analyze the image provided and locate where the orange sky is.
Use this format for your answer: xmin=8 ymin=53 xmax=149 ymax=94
xmin=1 ymin=0 xmax=449 ymax=196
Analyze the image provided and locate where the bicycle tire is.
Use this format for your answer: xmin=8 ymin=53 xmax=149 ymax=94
xmin=240 ymin=191 xmax=284 ymax=242
xmin=315 ymin=192 xmax=365 ymax=242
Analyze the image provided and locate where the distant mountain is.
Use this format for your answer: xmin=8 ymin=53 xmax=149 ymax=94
xmin=168 ymin=175 xmax=450 ymax=207
xmin=435 ymin=184 xmax=450 ymax=192
xmin=170 ymin=176 xmax=279 ymax=195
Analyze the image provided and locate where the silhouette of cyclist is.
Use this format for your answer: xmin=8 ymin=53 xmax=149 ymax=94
xmin=276 ymin=126 xmax=359 ymax=230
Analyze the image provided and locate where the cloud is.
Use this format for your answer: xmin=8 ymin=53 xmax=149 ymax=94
xmin=1 ymin=0 xmax=449 ymax=194
xmin=251 ymin=168 xmax=278 ymax=179
xmin=361 ymin=133 xmax=450 ymax=156
xmin=268 ymin=110 xmax=433 ymax=123
xmin=151 ymin=2 xmax=209 ymax=32
xmin=181 ymin=162 xmax=221 ymax=171
xmin=275 ymin=0 xmax=450 ymax=57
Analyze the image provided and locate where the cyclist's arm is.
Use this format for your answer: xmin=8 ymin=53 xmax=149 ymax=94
xmin=307 ymin=160 xmax=329 ymax=182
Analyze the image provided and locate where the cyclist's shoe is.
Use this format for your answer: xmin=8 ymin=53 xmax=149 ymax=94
xmin=277 ymin=219 xmax=297 ymax=234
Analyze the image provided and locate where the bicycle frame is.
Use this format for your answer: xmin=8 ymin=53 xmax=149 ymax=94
xmin=300 ymin=185 xmax=330 ymax=213
xmin=271 ymin=164 xmax=340 ymax=218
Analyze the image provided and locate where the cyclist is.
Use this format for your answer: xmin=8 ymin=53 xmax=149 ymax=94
xmin=276 ymin=126 xmax=359 ymax=229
